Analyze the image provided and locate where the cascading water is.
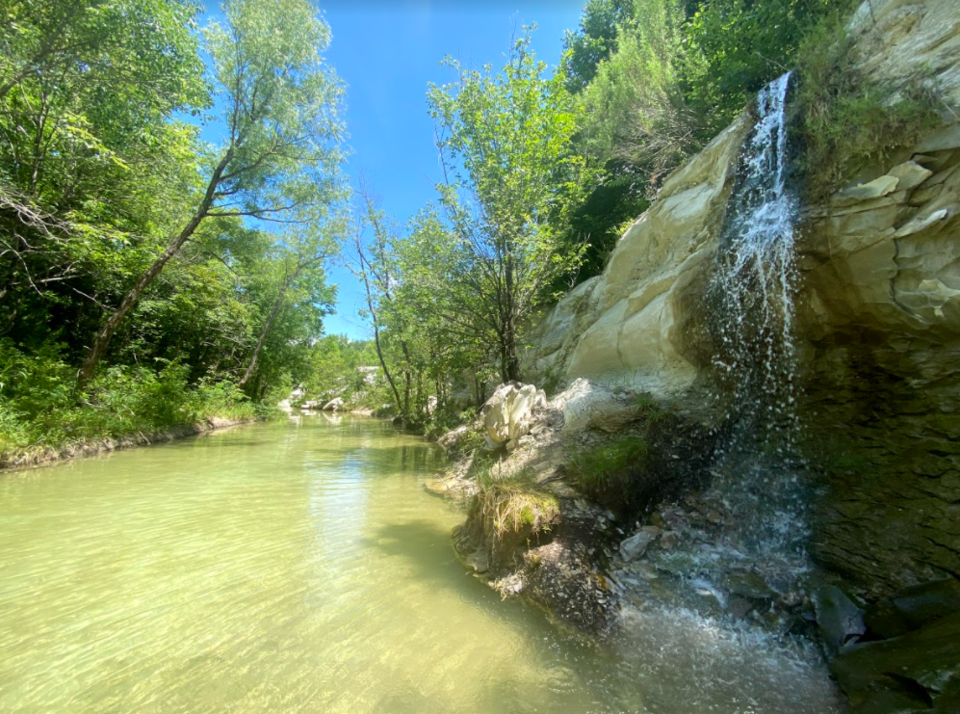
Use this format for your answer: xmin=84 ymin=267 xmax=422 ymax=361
xmin=713 ymin=71 xmax=800 ymax=451
xmin=706 ymin=71 xmax=811 ymax=565
xmin=617 ymin=73 xmax=816 ymax=626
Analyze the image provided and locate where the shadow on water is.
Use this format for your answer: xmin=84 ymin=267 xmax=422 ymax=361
xmin=366 ymin=519 xmax=588 ymax=635
xmin=365 ymin=520 xmax=477 ymax=594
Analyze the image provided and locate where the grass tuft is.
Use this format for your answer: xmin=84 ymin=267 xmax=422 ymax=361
xmin=473 ymin=468 xmax=559 ymax=542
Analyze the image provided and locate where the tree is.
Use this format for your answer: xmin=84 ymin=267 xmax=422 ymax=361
xmin=238 ymin=217 xmax=342 ymax=388
xmin=0 ymin=1 xmax=206 ymax=354
xmin=0 ymin=0 xmax=203 ymax=104
xmin=561 ymin=0 xmax=636 ymax=94
xmin=78 ymin=0 xmax=345 ymax=385
xmin=579 ymin=0 xmax=695 ymax=184
xmin=428 ymin=29 xmax=592 ymax=383
xmin=349 ymin=185 xmax=409 ymax=415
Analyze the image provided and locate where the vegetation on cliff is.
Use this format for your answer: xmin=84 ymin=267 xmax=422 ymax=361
xmin=348 ymin=0 xmax=926 ymax=430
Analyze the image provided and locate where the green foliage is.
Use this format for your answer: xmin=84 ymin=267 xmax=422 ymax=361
xmin=562 ymin=168 xmax=650 ymax=281
xmin=568 ymin=434 xmax=649 ymax=498
xmin=0 ymin=341 xmax=255 ymax=457
xmin=561 ymin=0 xmax=637 ymax=94
xmin=681 ymin=0 xmax=836 ymax=137
xmin=428 ymin=28 xmax=596 ymax=382
xmin=576 ymin=0 xmax=837 ymax=189
xmin=580 ymin=0 xmax=695 ymax=185
xmin=0 ymin=0 xmax=345 ymax=429
xmin=795 ymin=5 xmax=942 ymax=198
xmin=301 ymin=335 xmax=384 ymax=407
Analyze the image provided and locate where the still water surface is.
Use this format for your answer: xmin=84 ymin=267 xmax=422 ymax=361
xmin=0 ymin=416 xmax=842 ymax=714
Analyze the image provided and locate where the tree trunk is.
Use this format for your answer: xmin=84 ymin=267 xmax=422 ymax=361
xmin=238 ymin=273 xmax=293 ymax=388
xmin=503 ymin=312 xmax=522 ymax=383
xmin=77 ymin=149 xmax=233 ymax=386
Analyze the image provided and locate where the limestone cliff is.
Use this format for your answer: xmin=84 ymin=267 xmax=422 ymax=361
xmin=527 ymin=0 xmax=960 ymax=596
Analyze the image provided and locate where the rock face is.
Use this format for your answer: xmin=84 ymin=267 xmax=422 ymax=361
xmin=526 ymin=116 xmax=750 ymax=396
xmin=830 ymin=578 xmax=960 ymax=714
xmin=526 ymin=0 xmax=960 ymax=597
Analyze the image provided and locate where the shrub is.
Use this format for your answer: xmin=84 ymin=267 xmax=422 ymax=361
xmin=795 ymin=4 xmax=942 ymax=199
xmin=0 ymin=340 xmax=256 ymax=458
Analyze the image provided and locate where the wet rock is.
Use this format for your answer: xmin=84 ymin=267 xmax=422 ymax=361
xmin=641 ymin=525 xmax=662 ymax=538
xmin=620 ymin=531 xmax=654 ymax=561
xmin=465 ymin=551 xmax=489 ymax=574
xmin=813 ymin=586 xmax=866 ymax=657
xmin=831 ymin=611 xmax=960 ymax=714
xmin=864 ymin=577 xmax=960 ymax=639
xmin=659 ymin=531 xmax=680 ymax=550
xmin=728 ymin=596 xmax=755 ymax=620
xmin=724 ymin=571 xmax=777 ymax=601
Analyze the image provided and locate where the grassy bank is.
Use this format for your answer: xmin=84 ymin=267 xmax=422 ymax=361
xmin=0 ymin=342 xmax=268 ymax=469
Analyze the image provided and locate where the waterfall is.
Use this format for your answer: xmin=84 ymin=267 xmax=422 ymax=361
xmin=713 ymin=71 xmax=800 ymax=448
xmin=618 ymin=74 xmax=817 ymax=633
xmin=708 ymin=71 xmax=808 ymax=566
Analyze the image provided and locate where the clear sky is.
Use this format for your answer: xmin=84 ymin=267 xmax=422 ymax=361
xmin=315 ymin=1 xmax=585 ymax=339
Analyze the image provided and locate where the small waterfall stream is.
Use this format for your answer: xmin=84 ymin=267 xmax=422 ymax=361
xmin=706 ymin=71 xmax=811 ymax=566
xmin=713 ymin=71 xmax=800 ymax=450
xmin=617 ymin=74 xmax=823 ymax=642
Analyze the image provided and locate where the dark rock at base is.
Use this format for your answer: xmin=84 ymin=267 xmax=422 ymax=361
xmin=864 ymin=577 xmax=960 ymax=640
xmin=728 ymin=595 xmax=755 ymax=620
xmin=813 ymin=586 xmax=866 ymax=657
xmin=520 ymin=537 xmax=616 ymax=633
xmin=724 ymin=571 xmax=778 ymax=601
xmin=830 ymin=611 xmax=960 ymax=714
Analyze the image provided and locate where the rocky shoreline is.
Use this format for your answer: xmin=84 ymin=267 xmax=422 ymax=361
xmin=430 ymin=379 xmax=960 ymax=713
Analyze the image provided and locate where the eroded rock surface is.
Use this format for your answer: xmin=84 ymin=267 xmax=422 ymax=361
xmin=524 ymin=0 xmax=960 ymax=598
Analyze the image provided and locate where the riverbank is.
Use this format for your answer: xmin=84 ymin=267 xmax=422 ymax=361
xmin=0 ymin=416 xmax=261 ymax=471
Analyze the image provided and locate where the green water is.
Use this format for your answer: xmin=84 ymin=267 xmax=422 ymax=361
xmin=0 ymin=416 xmax=843 ymax=714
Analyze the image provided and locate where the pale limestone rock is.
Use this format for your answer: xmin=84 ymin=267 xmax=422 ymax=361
xmin=549 ymin=379 xmax=636 ymax=434
xmin=848 ymin=0 xmax=960 ymax=110
xmin=916 ymin=124 xmax=960 ymax=153
xmin=887 ymin=160 xmax=934 ymax=190
xmin=834 ymin=175 xmax=901 ymax=206
xmin=526 ymin=113 xmax=750 ymax=397
xmin=480 ymin=383 xmax=547 ymax=447
xmin=894 ymin=207 xmax=949 ymax=236
xmin=321 ymin=397 xmax=344 ymax=412
xmin=520 ymin=0 xmax=960 ymax=596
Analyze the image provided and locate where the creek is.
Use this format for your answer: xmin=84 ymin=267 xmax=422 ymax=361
xmin=0 ymin=416 xmax=841 ymax=713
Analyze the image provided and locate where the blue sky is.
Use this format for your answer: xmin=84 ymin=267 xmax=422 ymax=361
xmin=316 ymin=1 xmax=584 ymax=339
